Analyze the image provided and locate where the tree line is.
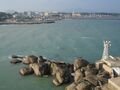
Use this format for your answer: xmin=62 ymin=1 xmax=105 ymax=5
xmin=0 ymin=12 xmax=13 ymax=21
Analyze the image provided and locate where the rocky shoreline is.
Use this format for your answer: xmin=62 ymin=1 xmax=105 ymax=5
xmin=10 ymin=55 xmax=111 ymax=90
xmin=0 ymin=20 xmax=55 ymax=25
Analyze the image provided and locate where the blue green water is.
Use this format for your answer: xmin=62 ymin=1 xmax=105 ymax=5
xmin=0 ymin=20 xmax=120 ymax=90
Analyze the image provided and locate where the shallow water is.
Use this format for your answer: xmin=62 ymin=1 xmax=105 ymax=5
xmin=0 ymin=20 xmax=120 ymax=90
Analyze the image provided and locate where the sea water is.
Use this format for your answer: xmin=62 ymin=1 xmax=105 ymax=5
xmin=0 ymin=20 xmax=120 ymax=90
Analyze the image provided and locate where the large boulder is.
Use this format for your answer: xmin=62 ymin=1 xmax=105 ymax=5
xmin=22 ymin=55 xmax=38 ymax=64
xmin=85 ymin=75 xmax=99 ymax=86
xmin=84 ymin=64 xmax=98 ymax=77
xmin=85 ymin=68 xmax=98 ymax=76
xmin=29 ymin=62 xmax=51 ymax=76
xmin=94 ymin=86 xmax=101 ymax=90
xmin=19 ymin=67 xmax=34 ymax=76
xmin=29 ymin=63 xmax=42 ymax=76
xmin=76 ymin=81 xmax=92 ymax=90
xmin=53 ymin=78 xmax=61 ymax=86
xmin=50 ymin=61 xmax=66 ymax=75
xmin=11 ymin=55 xmax=24 ymax=59
xmin=52 ymin=63 xmax=72 ymax=86
xmin=50 ymin=62 xmax=58 ymax=75
xmin=52 ymin=66 xmax=65 ymax=86
xmin=63 ymin=67 xmax=73 ymax=84
xmin=74 ymin=57 xmax=89 ymax=71
xmin=41 ymin=63 xmax=51 ymax=75
xmin=66 ymin=83 xmax=77 ymax=90
xmin=74 ymin=69 xmax=85 ymax=83
xmin=67 ymin=64 xmax=74 ymax=73
xmin=10 ymin=59 xmax=22 ymax=64
xmin=97 ymin=70 xmax=110 ymax=84
xmin=86 ymin=64 xmax=96 ymax=69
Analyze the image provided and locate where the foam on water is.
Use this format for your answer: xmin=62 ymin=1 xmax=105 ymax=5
xmin=80 ymin=36 xmax=94 ymax=39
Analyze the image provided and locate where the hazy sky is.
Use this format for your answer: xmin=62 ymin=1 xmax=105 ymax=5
xmin=0 ymin=0 xmax=120 ymax=12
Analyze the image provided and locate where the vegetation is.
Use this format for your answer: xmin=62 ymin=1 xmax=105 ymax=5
xmin=0 ymin=12 xmax=13 ymax=21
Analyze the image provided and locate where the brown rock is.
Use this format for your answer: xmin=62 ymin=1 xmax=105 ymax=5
xmin=51 ymin=62 xmax=73 ymax=86
xmin=85 ymin=75 xmax=99 ymax=86
xmin=76 ymin=81 xmax=91 ymax=90
xmin=66 ymin=83 xmax=77 ymax=90
xmin=19 ymin=67 xmax=34 ymax=76
xmin=10 ymin=59 xmax=22 ymax=64
xmin=50 ymin=62 xmax=58 ymax=75
xmin=11 ymin=55 xmax=23 ymax=59
xmin=74 ymin=57 xmax=89 ymax=71
xmin=22 ymin=55 xmax=38 ymax=64
xmin=85 ymin=68 xmax=98 ymax=76
xmin=53 ymin=78 xmax=61 ymax=86
xmin=74 ymin=69 xmax=85 ymax=83
xmin=29 ymin=63 xmax=42 ymax=76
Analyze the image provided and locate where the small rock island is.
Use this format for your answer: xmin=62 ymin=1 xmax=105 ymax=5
xmin=10 ymin=41 xmax=120 ymax=90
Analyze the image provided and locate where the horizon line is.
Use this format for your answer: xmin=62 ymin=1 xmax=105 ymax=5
xmin=0 ymin=10 xmax=120 ymax=14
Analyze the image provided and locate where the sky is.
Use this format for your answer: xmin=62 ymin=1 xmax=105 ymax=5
xmin=0 ymin=0 xmax=120 ymax=13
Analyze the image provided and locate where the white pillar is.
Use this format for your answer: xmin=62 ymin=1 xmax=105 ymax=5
xmin=102 ymin=41 xmax=111 ymax=60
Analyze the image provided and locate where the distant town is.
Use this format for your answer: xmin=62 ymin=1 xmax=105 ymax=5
xmin=0 ymin=11 xmax=120 ymax=24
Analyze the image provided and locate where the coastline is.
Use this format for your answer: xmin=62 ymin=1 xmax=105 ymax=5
xmin=0 ymin=18 xmax=120 ymax=25
xmin=0 ymin=20 xmax=55 ymax=25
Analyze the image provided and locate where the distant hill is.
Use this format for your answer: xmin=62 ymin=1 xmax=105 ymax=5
xmin=0 ymin=12 xmax=13 ymax=21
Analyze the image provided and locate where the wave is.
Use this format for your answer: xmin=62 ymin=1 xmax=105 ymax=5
xmin=80 ymin=37 xmax=94 ymax=39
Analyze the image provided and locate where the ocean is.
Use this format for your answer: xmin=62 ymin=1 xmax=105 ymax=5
xmin=0 ymin=19 xmax=120 ymax=90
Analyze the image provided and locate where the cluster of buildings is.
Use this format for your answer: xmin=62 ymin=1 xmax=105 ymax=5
xmin=0 ymin=11 xmax=120 ymax=24
xmin=11 ymin=11 xmax=120 ymax=20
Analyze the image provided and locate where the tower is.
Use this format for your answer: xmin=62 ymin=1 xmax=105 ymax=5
xmin=102 ymin=41 xmax=111 ymax=60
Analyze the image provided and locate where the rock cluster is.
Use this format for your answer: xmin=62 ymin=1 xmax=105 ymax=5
xmin=10 ymin=55 xmax=110 ymax=90
xmin=66 ymin=57 xmax=110 ymax=90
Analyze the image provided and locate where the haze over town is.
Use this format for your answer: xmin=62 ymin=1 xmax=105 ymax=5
xmin=0 ymin=0 xmax=120 ymax=13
